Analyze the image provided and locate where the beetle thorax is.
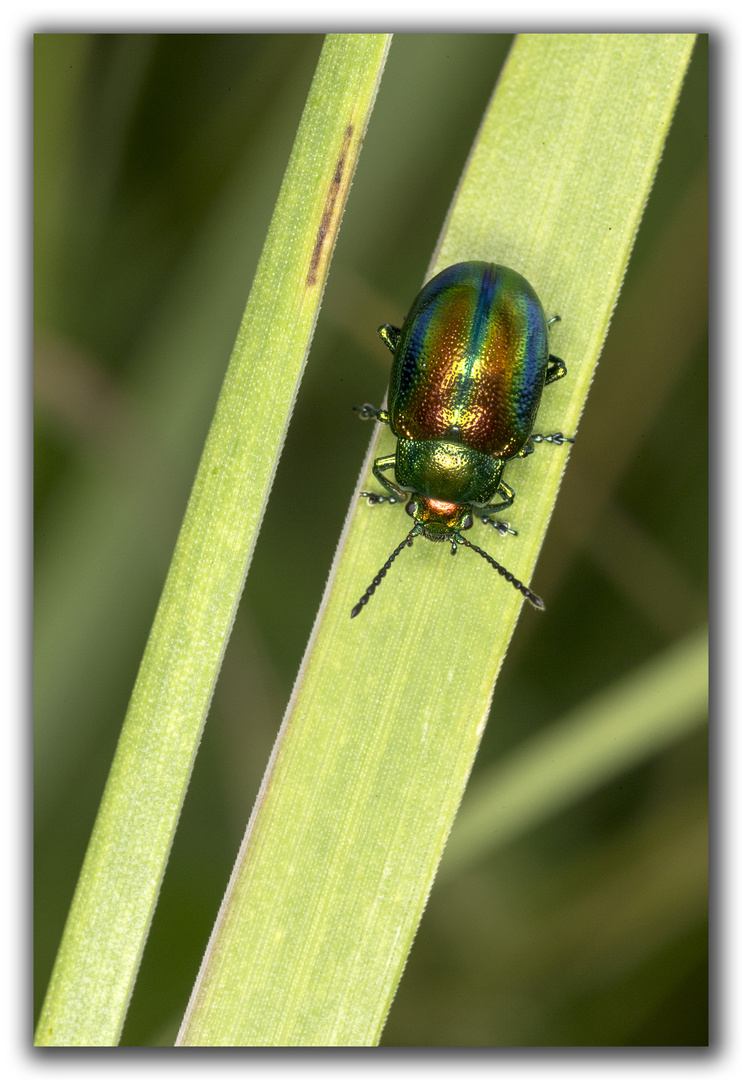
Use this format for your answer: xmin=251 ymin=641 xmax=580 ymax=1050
xmin=395 ymin=438 xmax=504 ymax=506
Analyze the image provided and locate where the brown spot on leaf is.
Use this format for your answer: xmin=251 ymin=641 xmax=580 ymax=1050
xmin=306 ymin=124 xmax=354 ymax=287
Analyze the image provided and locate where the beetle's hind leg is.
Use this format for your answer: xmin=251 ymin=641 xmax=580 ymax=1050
xmin=360 ymin=454 xmax=406 ymax=505
xmin=475 ymin=481 xmax=517 ymax=536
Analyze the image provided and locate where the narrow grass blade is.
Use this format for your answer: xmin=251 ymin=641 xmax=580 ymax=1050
xmin=440 ymin=625 xmax=708 ymax=880
xmin=178 ymin=35 xmax=696 ymax=1047
xmin=35 ymin=33 xmax=391 ymax=1047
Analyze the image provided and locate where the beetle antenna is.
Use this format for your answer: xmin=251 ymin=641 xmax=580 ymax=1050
xmin=454 ymin=534 xmax=545 ymax=610
xmin=351 ymin=526 xmax=419 ymax=618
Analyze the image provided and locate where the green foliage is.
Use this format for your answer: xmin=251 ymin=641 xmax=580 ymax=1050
xmin=34 ymin=33 xmax=391 ymax=1046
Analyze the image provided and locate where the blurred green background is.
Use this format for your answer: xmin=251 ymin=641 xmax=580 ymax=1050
xmin=34 ymin=34 xmax=708 ymax=1046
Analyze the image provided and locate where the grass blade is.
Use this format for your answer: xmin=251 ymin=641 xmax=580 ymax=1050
xmin=440 ymin=625 xmax=708 ymax=879
xmin=177 ymin=34 xmax=696 ymax=1047
xmin=35 ymin=33 xmax=391 ymax=1047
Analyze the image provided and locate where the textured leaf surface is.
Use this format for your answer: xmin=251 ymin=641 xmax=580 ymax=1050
xmin=178 ymin=34 xmax=696 ymax=1047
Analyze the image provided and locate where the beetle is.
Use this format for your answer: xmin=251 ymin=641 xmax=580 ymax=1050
xmin=350 ymin=260 xmax=574 ymax=618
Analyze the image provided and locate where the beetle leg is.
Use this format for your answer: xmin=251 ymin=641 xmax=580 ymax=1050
xmin=478 ymin=481 xmax=515 ymax=513
xmin=475 ymin=482 xmax=517 ymax=534
xmin=532 ymin=431 xmax=575 ymax=445
xmin=360 ymin=454 xmax=406 ymax=505
xmin=545 ymin=355 xmax=567 ymax=385
xmin=377 ymin=324 xmax=402 ymax=354
xmin=479 ymin=517 xmax=517 ymax=536
xmin=518 ymin=431 xmax=576 ymax=457
xmin=353 ymin=404 xmax=390 ymax=424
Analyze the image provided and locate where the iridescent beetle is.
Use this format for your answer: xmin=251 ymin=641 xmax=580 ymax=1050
xmin=351 ymin=261 xmax=574 ymax=618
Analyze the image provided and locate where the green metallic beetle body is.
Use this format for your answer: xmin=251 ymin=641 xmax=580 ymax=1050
xmin=352 ymin=261 xmax=573 ymax=616
xmin=391 ymin=262 xmax=549 ymax=454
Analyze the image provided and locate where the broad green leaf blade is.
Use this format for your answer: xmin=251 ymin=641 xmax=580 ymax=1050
xmin=35 ymin=33 xmax=391 ymax=1048
xmin=178 ymin=34 xmax=695 ymax=1047
xmin=440 ymin=625 xmax=708 ymax=879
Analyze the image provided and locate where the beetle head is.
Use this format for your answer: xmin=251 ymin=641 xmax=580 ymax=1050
xmin=405 ymin=495 xmax=473 ymax=540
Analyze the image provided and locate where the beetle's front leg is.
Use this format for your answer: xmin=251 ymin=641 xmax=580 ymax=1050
xmin=360 ymin=454 xmax=406 ymax=505
xmin=475 ymin=481 xmax=517 ymax=536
